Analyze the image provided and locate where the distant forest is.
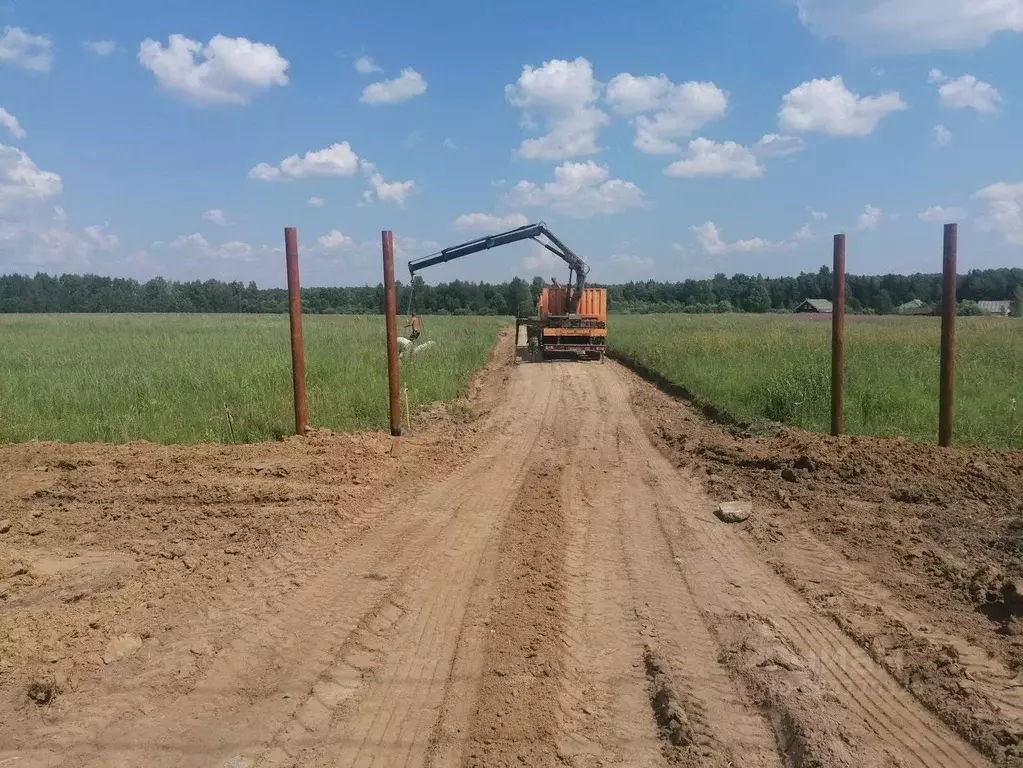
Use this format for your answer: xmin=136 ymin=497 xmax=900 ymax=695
xmin=2 ymin=268 xmax=1023 ymax=316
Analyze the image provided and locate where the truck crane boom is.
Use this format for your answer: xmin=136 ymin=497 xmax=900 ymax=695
xmin=407 ymin=222 xmax=590 ymax=314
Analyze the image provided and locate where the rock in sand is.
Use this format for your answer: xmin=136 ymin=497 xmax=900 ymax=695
xmin=715 ymin=501 xmax=752 ymax=524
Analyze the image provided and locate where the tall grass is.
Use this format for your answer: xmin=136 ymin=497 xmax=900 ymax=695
xmin=0 ymin=314 xmax=506 ymax=444
xmin=610 ymin=314 xmax=1023 ymax=449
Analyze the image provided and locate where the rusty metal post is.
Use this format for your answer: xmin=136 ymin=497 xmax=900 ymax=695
xmin=382 ymin=231 xmax=403 ymax=436
xmin=831 ymin=233 xmax=846 ymax=437
xmin=284 ymin=227 xmax=308 ymax=436
xmin=939 ymin=223 xmax=958 ymax=447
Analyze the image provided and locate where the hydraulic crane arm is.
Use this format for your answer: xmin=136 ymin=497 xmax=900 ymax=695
xmin=407 ymin=222 xmax=590 ymax=314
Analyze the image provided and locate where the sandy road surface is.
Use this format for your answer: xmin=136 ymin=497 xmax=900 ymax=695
xmin=1 ymin=354 xmax=1009 ymax=766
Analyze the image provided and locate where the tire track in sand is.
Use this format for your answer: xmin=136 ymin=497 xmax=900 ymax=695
xmin=451 ymin=363 xmax=608 ymax=768
xmin=295 ymin=364 xmax=560 ymax=768
xmin=593 ymin=362 xmax=991 ymax=768
xmin=584 ymin=363 xmax=781 ymax=768
xmin=425 ymin=363 xmax=663 ymax=768
xmin=550 ymin=365 xmax=666 ymax=767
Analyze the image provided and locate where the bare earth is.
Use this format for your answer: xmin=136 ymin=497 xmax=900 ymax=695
xmin=2 ymin=331 xmax=1022 ymax=767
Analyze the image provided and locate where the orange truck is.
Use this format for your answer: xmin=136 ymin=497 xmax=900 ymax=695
xmin=532 ymin=286 xmax=608 ymax=361
xmin=407 ymin=221 xmax=608 ymax=361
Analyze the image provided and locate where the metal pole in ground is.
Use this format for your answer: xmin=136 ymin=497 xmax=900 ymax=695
xmin=284 ymin=227 xmax=308 ymax=436
xmin=831 ymin=233 xmax=846 ymax=436
xmin=939 ymin=223 xmax=958 ymax=447
xmin=381 ymin=230 xmax=403 ymax=436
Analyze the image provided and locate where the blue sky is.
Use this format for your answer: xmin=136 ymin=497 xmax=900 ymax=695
xmin=0 ymin=0 xmax=1020 ymax=287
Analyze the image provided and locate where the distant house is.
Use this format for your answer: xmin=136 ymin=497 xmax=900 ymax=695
xmin=978 ymin=300 xmax=1012 ymax=316
xmin=794 ymin=298 xmax=833 ymax=314
xmin=897 ymin=299 xmax=933 ymax=316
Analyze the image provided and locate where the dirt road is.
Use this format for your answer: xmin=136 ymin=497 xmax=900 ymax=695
xmin=2 ymin=348 xmax=1019 ymax=766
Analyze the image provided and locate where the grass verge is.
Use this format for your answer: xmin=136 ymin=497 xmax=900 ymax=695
xmin=609 ymin=314 xmax=1023 ymax=449
xmin=0 ymin=314 xmax=507 ymax=444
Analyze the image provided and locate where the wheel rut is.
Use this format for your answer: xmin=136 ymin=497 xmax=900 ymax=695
xmin=297 ymin=364 xmax=561 ymax=768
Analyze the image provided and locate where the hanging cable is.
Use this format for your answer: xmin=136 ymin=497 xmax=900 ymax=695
xmin=404 ymin=279 xmax=416 ymax=317
xmin=403 ymin=281 xmax=423 ymax=341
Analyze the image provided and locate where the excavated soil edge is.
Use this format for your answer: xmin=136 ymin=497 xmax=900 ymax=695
xmin=607 ymin=350 xmax=743 ymax=426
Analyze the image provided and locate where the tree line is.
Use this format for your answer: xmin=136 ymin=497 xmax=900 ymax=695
xmin=2 ymin=268 xmax=1022 ymax=316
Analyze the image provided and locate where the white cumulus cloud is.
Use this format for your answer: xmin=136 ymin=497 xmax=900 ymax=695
xmin=606 ymin=73 xmax=671 ymax=115
xmin=811 ymin=210 xmax=829 ymax=220
xmin=795 ymin=0 xmax=1023 ymax=52
xmin=83 ymin=224 xmax=119 ymax=250
xmin=664 ymin=138 xmax=764 ymax=179
xmin=316 ymin=230 xmax=353 ymax=250
xmin=505 ymin=57 xmax=608 ymax=160
xmin=690 ymin=222 xmax=778 ymax=255
xmin=753 ymin=133 xmax=806 ymax=158
xmin=930 ymin=71 xmax=1002 ymax=113
xmin=0 ymin=148 xmax=130 ymax=271
xmin=974 ymin=181 xmax=1023 ymax=245
xmin=166 ymin=232 xmax=262 ymax=262
xmin=610 ymin=254 xmax=655 ymax=269
xmin=453 ymin=212 xmax=529 ymax=231
xmin=83 ymin=40 xmax=118 ymax=57
xmin=354 ymin=55 xmax=380 ymax=74
xmin=307 ymin=196 xmax=324 ymax=207
xmin=633 ymin=83 xmax=729 ymax=155
xmin=793 ymin=224 xmax=815 ymax=241
xmin=360 ymin=68 xmax=427 ymax=105
xmin=360 ymin=161 xmax=414 ymax=205
xmin=0 ymin=26 xmax=53 ymax=72
xmin=779 ymin=76 xmax=907 ymax=136
xmin=138 ymin=34 xmax=289 ymax=105
xmin=506 ymin=160 xmax=643 ymax=218
xmin=663 ymin=133 xmax=804 ymax=181
xmin=203 ymin=208 xmax=229 ymax=225
xmin=389 ymin=235 xmax=441 ymax=262
xmin=169 ymin=232 xmax=210 ymax=251
xmin=15 ymin=211 xmax=121 ymax=268
xmin=249 ymin=142 xmax=361 ymax=181
xmin=0 ymin=108 xmax=25 ymax=139
xmin=934 ymin=124 xmax=953 ymax=146
xmin=918 ymin=205 xmax=965 ymax=222
xmin=249 ymin=142 xmax=411 ymax=205
xmin=858 ymin=204 xmax=883 ymax=230
xmin=0 ymin=145 xmax=62 ymax=205
xmin=607 ymin=73 xmax=728 ymax=154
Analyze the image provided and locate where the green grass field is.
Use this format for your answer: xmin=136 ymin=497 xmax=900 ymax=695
xmin=0 ymin=314 xmax=506 ymax=444
xmin=610 ymin=314 xmax=1023 ymax=449
xmin=6 ymin=313 xmax=1022 ymax=449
